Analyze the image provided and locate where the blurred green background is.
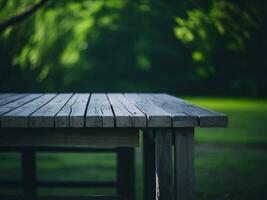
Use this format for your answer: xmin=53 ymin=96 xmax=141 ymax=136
xmin=0 ymin=0 xmax=267 ymax=199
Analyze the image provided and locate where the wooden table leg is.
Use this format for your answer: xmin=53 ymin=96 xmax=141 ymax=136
xmin=174 ymin=128 xmax=195 ymax=200
xmin=154 ymin=128 xmax=174 ymax=200
xmin=117 ymin=147 xmax=135 ymax=200
xmin=143 ymin=129 xmax=156 ymax=200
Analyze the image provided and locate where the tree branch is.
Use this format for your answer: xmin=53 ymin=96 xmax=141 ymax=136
xmin=0 ymin=0 xmax=50 ymax=33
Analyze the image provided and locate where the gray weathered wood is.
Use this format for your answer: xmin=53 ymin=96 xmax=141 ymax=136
xmin=0 ymin=93 xmax=227 ymax=128
xmin=174 ymin=128 xmax=195 ymax=200
xmin=86 ymin=93 xmax=114 ymax=128
xmin=69 ymin=93 xmax=89 ymax=127
xmin=0 ymin=93 xmax=14 ymax=100
xmin=155 ymin=128 xmax=174 ymax=200
xmin=0 ymin=94 xmax=42 ymax=117
xmin=140 ymin=94 xmax=198 ymax=127
xmin=55 ymin=94 xmax=78 ymax=128
xmin=0 ymin=93 xmax=227 ymax=200
xmin=108 ymin=93 xmax=146 ymax=127
xmin=0 ymin=94 xmax=27 ymax=106
xmin=156 ymin=94 xmax=228 ymax=127
xmin=0 ymin=128 xmax=139 ymax=147
xmin=1 ymin=94 xmax=57 ymax=128
xmin=55 ymin=93 xmax=90 ymax=127
xmin=29 ymin=94 xmax=73 ymax=127
xmin=143 ymin=129 xmax=156 ymax=200
xmin=124 ymin=94 xmax=171 ymax=127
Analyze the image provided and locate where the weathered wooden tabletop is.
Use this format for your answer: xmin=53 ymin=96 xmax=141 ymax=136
xmin=0 ymin=93 xmax=227 ymax=128
xmin=0 ymin=93 xmax=228 ymax=200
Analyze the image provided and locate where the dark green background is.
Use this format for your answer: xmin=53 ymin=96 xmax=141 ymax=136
xmin=0 ymin=1 xmax=267 ymax=200
xmin=1 ymin=0 xmax=266 ymax=96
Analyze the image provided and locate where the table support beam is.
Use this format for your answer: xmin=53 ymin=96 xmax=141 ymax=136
xmin=155 ymin=128 xmax=174 ymax=200
xmin=0 ymin=128 xmax=139 ymax=147
xmin=143 ymin=129 xmax=156 ymax=200
xmin=174 ymin=128 xmax=195 ymax=200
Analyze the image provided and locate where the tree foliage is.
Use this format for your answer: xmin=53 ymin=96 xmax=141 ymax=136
xmin=0 ymin=0 xmax=266 ymax=96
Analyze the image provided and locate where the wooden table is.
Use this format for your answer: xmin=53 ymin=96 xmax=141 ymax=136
xmin=0 ymin=93 xmax=227 ymax=200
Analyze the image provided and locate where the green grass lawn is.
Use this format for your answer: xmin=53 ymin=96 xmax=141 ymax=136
xmin=187 ymin=97 xmax=267 ymax=144
xmin=0 ymin=97 xmax=267 ymax=199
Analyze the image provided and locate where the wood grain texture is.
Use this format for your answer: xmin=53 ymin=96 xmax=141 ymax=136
xmin=143 ymin=129 xmax=156 ymax=200
xmin=69 ymin=93 xmax=90 ymax=127
xmin=0 ymin=93 xmax=14 ymax=100
xmin=55 ymin=93 xmax=90 ymax=127
xmin=86 ymin=93 xmax=114 ymax=128
xmin=124 ymin=93 xmax=171 ymax=127
xmin=174 ymin=128 xmax=195 ymax=200
xmin=0 ymin=94 xmax=42 ymax=117
xmin=55 ymin=94 xmax=78 ymax=128
xmin=0 ymin=94 xmax=27 ymax=106
xmin=157 ymin=94 xmax=228 ymax=127
xmin=108 ymin=93 xmax=146 ymax=127
xmin=1 ymin=94 xmax=56 ymax=128
xmin=0 ymin=128 xmax=139 ymax=147
xmin=29 ymin=94 xmax=73 ymax=128
xmin=140 ymin=94 xmax=198 ymax=127
xmin=0 ymin=93 xmax=227 ymax=128
xmin=155 ymin=128 xmax=174 ymax=200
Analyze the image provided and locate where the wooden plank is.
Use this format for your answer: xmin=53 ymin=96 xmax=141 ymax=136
xmin=140 ymin=94 xmax=198 ymax=127
xmin=69 ymin=93 xmax=90 ymax=127
xmin=0 ymin=94 xmax=42 ymax=117
xmin=108 ymin=93 xmax=146 ymax=127
xmin=0 ymin=94 xmax=27 ymax=106
xmin=86 ymin=93 xmax=114 ymax=128
xmin=143 ymin=129 xmax=156 ymax=200
xmin=0 ymin=128 xmax=140 ymax=147
xmin=155 ymin=128 xmax=174 ymax=200
xmin=124 ymin=93 xmax=171 ymax=127
xmin=29 ymin=94 xmax=73 ymax=128
xmin=157 ymin=94 xmax=228 ymax=127
xmin=0 ymin=93 xmax=14 ymax=100
xmin=55 ymin=94 xmax=78 ymax=127
xmin=56 ymin=93 xmax=89 ymax=128
xmin=174 ymin=128 xmax=195 ymax=200
xmin=1 ymin=94 xmax=57 ymax=128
